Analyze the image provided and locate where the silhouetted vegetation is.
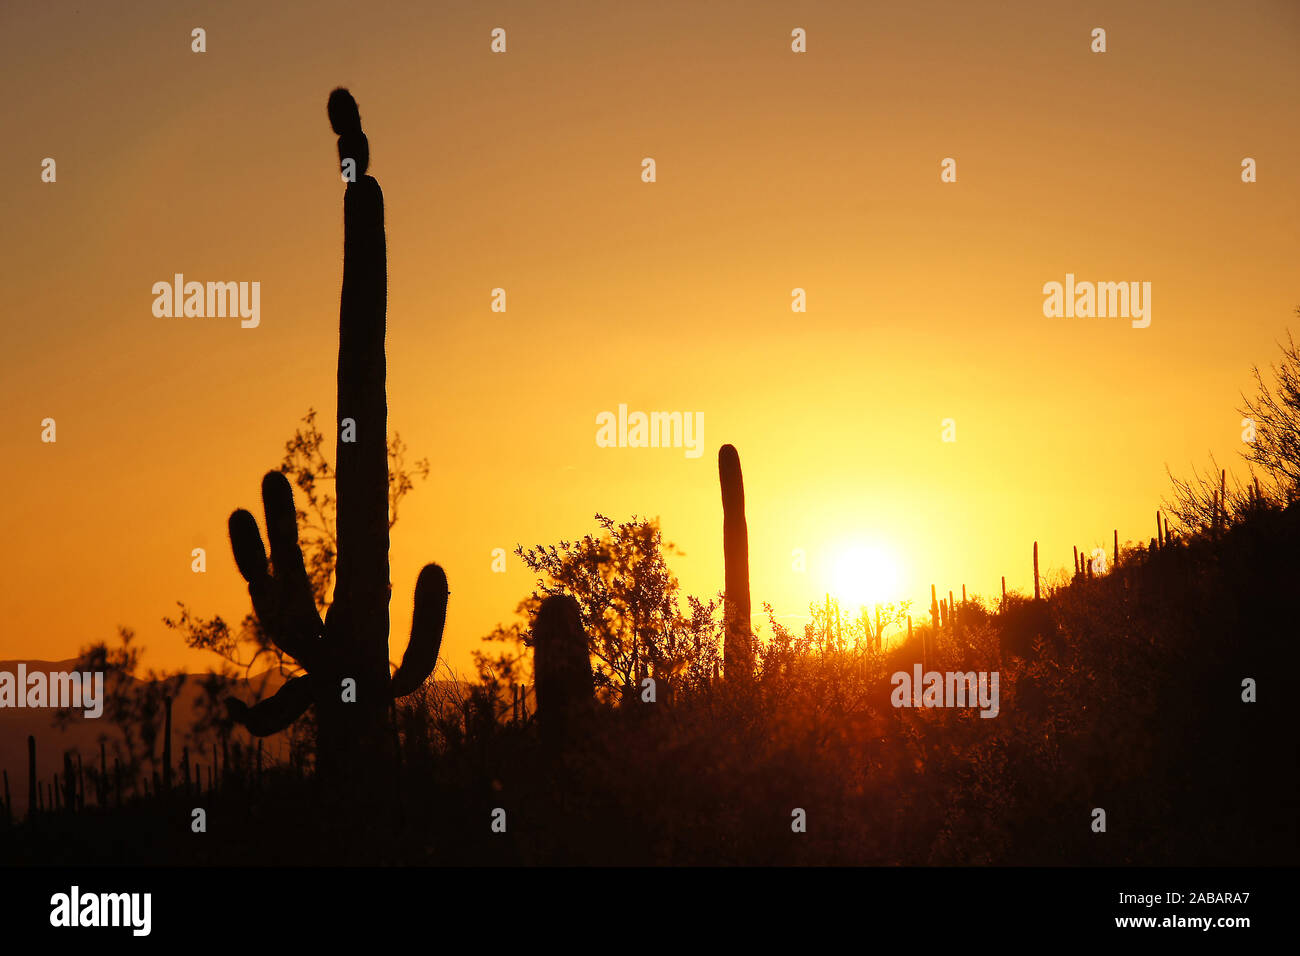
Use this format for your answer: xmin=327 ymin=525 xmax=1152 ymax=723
xmin=6 ymin=484 xmax=1296 ymax=864
xmin=4 ymin=90 xmax=1294 ymax=867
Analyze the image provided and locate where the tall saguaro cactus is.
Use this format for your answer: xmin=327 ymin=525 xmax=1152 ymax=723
xmin=718 ymin=444 xmax=753 ymax=680
xmin=222 ymin=89 xmax=449 ymax=782
xmin=1033 ymin=541 xmax=1041 ymax=600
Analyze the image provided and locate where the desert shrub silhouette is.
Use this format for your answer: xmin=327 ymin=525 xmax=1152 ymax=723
xmin=6 ymin=487 xmax=1297 ymax=864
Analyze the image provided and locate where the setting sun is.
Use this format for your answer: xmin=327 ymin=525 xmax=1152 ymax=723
xmin=830 ymin=544 xmax=902 ymax=610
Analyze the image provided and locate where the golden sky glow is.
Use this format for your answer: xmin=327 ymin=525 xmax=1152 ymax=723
xmin=2 ymin=1 xmax=1298 ymax=676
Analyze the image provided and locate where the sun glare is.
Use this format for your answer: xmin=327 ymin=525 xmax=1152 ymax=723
xmin=830 ymin=544 xmax=901 ymax=610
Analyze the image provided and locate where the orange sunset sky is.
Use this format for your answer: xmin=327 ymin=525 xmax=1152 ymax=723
xmin=1 ymin=0 xmax=1297 ymax=679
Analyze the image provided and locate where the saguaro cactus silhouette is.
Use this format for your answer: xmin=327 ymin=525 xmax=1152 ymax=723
xmin=222 ymin=89 xmax=449 ymax=781
xmin=26 ymin=736 xmax=35 ymax=818
xmin=718 ymin=444 xmax=753 ymax=680
xmin=61 ymin=753 xmax=76 ymax=813
xmin=162 ymin=694 xmax=172 ymax=792
xmin=532 ymin=595 xmax=594 ymax=750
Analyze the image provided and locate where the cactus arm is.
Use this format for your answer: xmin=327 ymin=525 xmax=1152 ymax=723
xmin=226 ymin=472 xmax=323 ymax=669
xmin=229 ymin=506 xmax=276 ymax=617
xmin=391 ymin=564 xmax=449 ymax=697
xmin=261 ymin=472 xmax=326 ymax=659
xmin=227 ymin=675 xmax=315 ymax=736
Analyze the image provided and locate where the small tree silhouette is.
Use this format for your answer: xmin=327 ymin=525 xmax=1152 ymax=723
xmin=52 ymin=628 xmax=187 ymax=787
xmin=1238 ymin=312 xmax=1300 ymax=498
xmin=477 ymin=514 xmax=722 ymax=703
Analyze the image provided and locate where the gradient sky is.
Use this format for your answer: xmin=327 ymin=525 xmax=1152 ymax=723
xmin=2 ymin=0 xmax=1297 ymax=678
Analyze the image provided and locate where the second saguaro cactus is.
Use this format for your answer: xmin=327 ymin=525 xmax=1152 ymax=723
xmin=222 ymin=89 xmax=449 ymax=782
xmin=1033 ymin=541 xmax=1040 ymax=600
xmin=718 ymin=444 xmax=753 ymax=680
xmin=533 ymin=595 xmax=594 ymax=750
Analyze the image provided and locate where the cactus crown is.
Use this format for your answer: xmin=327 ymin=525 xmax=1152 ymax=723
xmin=328 ymin=87 xmax=369 ymax=175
